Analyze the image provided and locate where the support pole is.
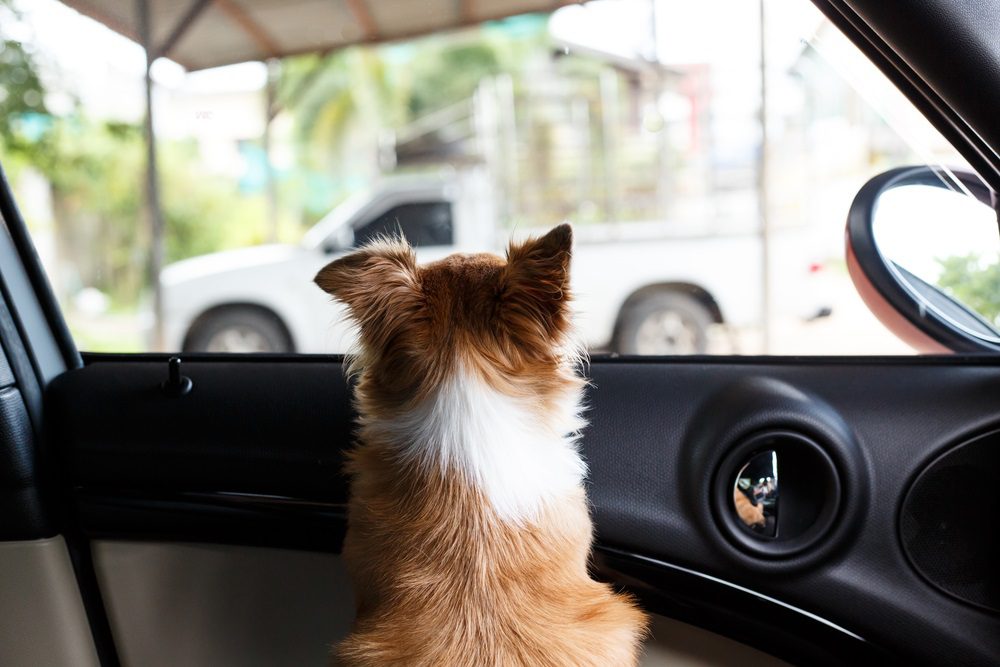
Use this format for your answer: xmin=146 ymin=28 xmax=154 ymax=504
xmin=137 ymin=0 xmax=165 ymax=350
xmin=264 ymin=58 xmax=280 ymax=243
xmin=599 ymin=69 xmax=620 ymax=224
xmin=757 ymin=0 xmax=771 ymax=354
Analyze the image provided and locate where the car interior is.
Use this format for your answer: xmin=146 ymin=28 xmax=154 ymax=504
xmin=1 ymin=0 xmax=999 ymax=666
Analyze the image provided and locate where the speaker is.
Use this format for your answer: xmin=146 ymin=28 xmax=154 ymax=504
xmin=900 ymin=431 xmax=1000 ymax=613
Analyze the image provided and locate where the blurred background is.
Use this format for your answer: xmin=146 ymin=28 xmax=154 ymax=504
xmin=0 ymin=0 xmax=970 ymax=354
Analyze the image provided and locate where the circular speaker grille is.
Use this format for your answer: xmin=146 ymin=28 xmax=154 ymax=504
xmin=900 ymin=431 xmax=1000 ymax=613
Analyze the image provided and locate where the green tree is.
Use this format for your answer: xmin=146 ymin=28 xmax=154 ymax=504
xmin=283 ymin=48 xmax=402 ymax=163
xmin=42 ymin=119 xmax=145 ymax=304
xmin=22 ymin=116 xmax=268 ymax=306
xmin=1 ymin=3 xmax=270 ymax=312
xmin=0 ymin=2 xmax=48 ymax=148
xmin=161 ymin=140 xmax=269 ymax=262
xmin=937 ymin=253 xmax=1000 ymax=325
xmin=405 ymin=41 xmax=502 ymax=118
xmin=274 ymin=48 xmax=403 ymax=220
xmin=279 ymin=18 xmax=547 ymax=221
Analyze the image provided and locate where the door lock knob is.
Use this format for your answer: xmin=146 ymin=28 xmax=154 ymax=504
xmin=161 ymin=356 xmax=193 ymax=397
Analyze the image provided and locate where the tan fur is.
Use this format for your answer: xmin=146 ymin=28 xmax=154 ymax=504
xmin=733 ymin=488 xmax=766 ymax=528
xmin=317 ymin=224 xmax=648 ymax=666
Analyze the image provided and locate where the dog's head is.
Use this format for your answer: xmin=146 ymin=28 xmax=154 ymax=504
xmin=315 ymin=224 xmax=578 ymax=404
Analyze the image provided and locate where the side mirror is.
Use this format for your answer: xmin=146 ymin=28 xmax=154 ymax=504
xmin=322 ymin=226 xmax=355 ymax=255
xmin=847 ymin=165 xmax=1000 ymax=353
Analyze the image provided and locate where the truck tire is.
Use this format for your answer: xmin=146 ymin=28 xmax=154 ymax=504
xmin=184 ymin=307 xmax=293 ymax=353
xmin=616 ymin=291 xmax=713 ymax=355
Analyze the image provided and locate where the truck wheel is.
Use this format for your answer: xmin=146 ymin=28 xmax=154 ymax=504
xmin=184 ymin=308 xmax=292 ymax=353
xmin=616 ymin=292 xmax=713 ymax=355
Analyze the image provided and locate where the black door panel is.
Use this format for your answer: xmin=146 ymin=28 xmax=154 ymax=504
xmin=46 ymin=354 xmax=1000 ymax=666
xmin=585 ymin=358 xmax=1000 ymax=667
xmin=47 ymin=356 xmax=353 ymax=504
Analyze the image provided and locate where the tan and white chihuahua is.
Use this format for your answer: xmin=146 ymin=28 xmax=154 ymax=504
xmin=315 ymin=224 xmax=647 ymax=666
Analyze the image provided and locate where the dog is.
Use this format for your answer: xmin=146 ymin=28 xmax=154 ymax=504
xmin=315 ymin=223 xmax=648 ymax=666
xmin=733 ymin=487 xmax=766 ymax=529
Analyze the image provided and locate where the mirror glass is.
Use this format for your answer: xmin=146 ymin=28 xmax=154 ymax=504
xmin=873 ymin=184 xmax=1000 ymax=341
xmin=733 ymin=449 xmax=779 ymax=537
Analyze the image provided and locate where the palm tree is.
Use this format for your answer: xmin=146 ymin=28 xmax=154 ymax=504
xmin=278 ymin=18 xmax=548 ymax=219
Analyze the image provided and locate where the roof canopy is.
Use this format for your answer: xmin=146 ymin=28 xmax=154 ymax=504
xmin=62 ymin=0 xmax=581 ymax=71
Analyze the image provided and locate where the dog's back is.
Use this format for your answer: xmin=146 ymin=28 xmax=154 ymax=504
xmin=316 ymin=225 xmax=648 ymax=666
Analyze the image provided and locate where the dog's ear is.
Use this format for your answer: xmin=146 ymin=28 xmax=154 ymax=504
xmin=314 ymin=238 xmax=421 ymax=343
xmin=500 ymin=223 xmax=573 ymax=341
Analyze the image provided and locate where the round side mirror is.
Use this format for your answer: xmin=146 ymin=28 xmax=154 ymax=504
xmin=846 ymin=165 xmax=1000 ymax=353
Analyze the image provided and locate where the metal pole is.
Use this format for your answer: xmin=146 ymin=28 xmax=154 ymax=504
xmin=757 ymin=0 xmax=771 ymax=354
xmin=264 ymin=58 xmax=279 ymax=243
xmin=497 ymin=75 xmax=519 ymax=225
xmin=599 ymin=69 xmax=620 ymax=223
xmin=137 ymin=0 xmax=166 ymax=350
xmin=647 ymin=0 xmax=658 ymax=62
xmin=648 ymin=0 xmax=673 ymax=223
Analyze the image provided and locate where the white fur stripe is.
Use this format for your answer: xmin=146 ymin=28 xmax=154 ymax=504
xmin=365 ymin=367 xmax=588 ymax=523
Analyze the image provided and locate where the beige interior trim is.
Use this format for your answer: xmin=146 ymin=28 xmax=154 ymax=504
xmin=0 ymin=537 xmax=99 ymax=667
xmin=93 ymin=540 xmax=789 ymax=667
xmin=93 ymin=541 xmax=356 ymax=667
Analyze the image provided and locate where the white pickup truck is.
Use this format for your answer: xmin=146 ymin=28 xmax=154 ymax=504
xmin=160 ymin=171 xmax=830 ymax=354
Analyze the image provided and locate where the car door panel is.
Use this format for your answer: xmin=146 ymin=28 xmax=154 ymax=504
xmin=44 ymin=354 xmax=1000 ymax=667
xmin=90 ymin=540 xmax=789 ymax=667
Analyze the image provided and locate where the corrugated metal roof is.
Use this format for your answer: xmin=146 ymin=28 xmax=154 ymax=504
xmin=61 ymin=0 xmax=583 ymax=71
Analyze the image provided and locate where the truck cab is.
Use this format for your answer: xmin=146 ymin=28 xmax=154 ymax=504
xmin=161 ymin=171 xmax=491 ymax=353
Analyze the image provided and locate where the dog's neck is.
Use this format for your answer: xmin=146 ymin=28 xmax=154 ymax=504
xmin=361 ymin=364 xmax=588 ymax=524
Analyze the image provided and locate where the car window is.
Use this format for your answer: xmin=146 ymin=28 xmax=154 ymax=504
xmin=354 ymin=202 xmax=453 ymax=248
xmin=0 ymin=0 xmax=977 ymax=355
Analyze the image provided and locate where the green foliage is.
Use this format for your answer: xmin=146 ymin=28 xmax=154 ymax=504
xmin=41 ymin=119 xmax=146 ymax=304
xmin=937 ymin=253 xmax=1000 ymax=325
xmin=275 ymin=48 xmax=404 ymax=218
xmin=160 ymin=140 xmax=269 ymax=263
xmin=284 ymin=20 xmax=547 ymax=146
xmin=284 ymin=48 xmax=405 ymax=161
xmin=0 ymin=2 xmax=49 ymax=152
xmin=280 ymin=18 xmax=549 ymax=218
xmin=406 ymin=42 xmax=502 ymax=118
xmin=16 ymin=116 xmax=269 ymax=306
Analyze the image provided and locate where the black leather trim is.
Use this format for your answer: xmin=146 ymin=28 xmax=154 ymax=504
xmin=0 ymin=385 xmax=54 ymax=539
xmin=0 ymin=284 xmax=43 ymax=430
xmin=0 ymin=278 xmax=56 ymax=539
xmin=0 ymin=336 xmax=14 ymax=389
